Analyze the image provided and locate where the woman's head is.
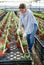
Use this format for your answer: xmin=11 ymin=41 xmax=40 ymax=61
xmin=19 ymin=3 xmax=26 ymax=14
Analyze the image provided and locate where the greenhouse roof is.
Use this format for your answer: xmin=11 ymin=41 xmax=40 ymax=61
xmin=0 ymin=0 xmax=44 ymax=10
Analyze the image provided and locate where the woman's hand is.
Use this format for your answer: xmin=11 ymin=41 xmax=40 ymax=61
xmin=23 ymin=33 xmax=26 ymax=39
xmin=17 ymin=28 xmax=20 ymax=34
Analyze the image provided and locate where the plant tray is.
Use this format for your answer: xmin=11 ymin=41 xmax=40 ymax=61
xmin=34 ymin=35 xmax=44 ymax=65
xmin=0 ymin=42 xmax=32 ymax=65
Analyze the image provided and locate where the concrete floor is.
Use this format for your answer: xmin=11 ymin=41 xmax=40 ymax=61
xmin=32 ymin=46 xmax=42 ymax=65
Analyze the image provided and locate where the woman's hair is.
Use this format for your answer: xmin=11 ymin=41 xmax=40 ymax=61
xmin=19 ymin=3 xmax=26 ymax=9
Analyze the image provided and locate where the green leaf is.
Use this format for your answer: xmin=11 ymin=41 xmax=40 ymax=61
xmin=22 ymin=40 xmax=27 ymax=47
xmin=19 ymin=32 xmax=23 ymax=37
xmin=2 ymin=34 xmax=6 ymax=39
xmin=6 ymin=40 xmax=9 ymax=44
xmin=0 ymin=44 xmax=4 ymax=50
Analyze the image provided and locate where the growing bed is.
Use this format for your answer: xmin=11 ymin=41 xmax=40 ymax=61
xmin=0 ymin=10 xmax=7 ymax=21
xmin=0 ymin=11 xmax=32 ymax=65
xmin=33 ymin=12 xmax=44 ymax=19
xmin=0 ymin=41 xmax=32 ymax=65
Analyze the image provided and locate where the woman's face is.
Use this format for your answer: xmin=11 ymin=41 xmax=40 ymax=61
xmin=20 ymin=8 xmax=26 ymax=14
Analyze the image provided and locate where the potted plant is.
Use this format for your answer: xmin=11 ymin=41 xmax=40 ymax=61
xmin=0 ymin=25 xmax=3 ymax=31
xmin=8 ymin=23 xmax=11 ymax=28
xmin=15 ymin=39 xmax=20 ymax=48
xmin=39 ymin=30 xmax=44 ymax=40
xmin=19 ymin=32 xmax=23 ymax=40
xmin=7 ymin=33 xmax=11 ymax=41
xmin=36 ymin=25 xmax=41 ymax=35
xmin=0 ymin=39 xmax=5 ymax=57
xmin=36 ymin=29 xmax=41 ymax=35
xmin=0 ymin=47 xmax=5 ymax=57
xmin=4 ymin=20 xmax=7 ymax=25
xmin=6 ymin=26 xmax=8 ymax=30
xmin=3 ymin=24 xmax=5 ymax=28
xmin=4 ymin=30 xmax=7 ymax=35
xmin=14 ymin=28 xmax=17 ymax=33
xmin=14 ymin=33 xmax=18 ymax=40
xmin=0 ymin=38 xmax=5 ymax=44
xmin=6 ymin=40 xmax=10 ymax=50
xmin=0 ymin=50 xmax=4 ymax=57
xmin=0 ymin=29 xmax=2 ymax=36
xmin=8 ymin=28 xmax=11 ymax=34
xmin=2 ymin=34 xmax=6 ymax=40
xmin=1 ymin=25 xmax=4 ymax=31
xmin=22 ymin=39 xmax=28 ymax=52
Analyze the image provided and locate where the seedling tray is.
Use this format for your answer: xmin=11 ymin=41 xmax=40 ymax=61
xmin=0 ymin=41 xmax=32 ymax=65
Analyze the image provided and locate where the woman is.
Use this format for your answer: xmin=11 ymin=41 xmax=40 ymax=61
xmin=17 ymin=3 xmax=38 ymax=52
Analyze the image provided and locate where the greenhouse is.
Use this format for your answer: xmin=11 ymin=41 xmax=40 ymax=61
xmin=0 ymin=0 xmax=44 ymax=65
